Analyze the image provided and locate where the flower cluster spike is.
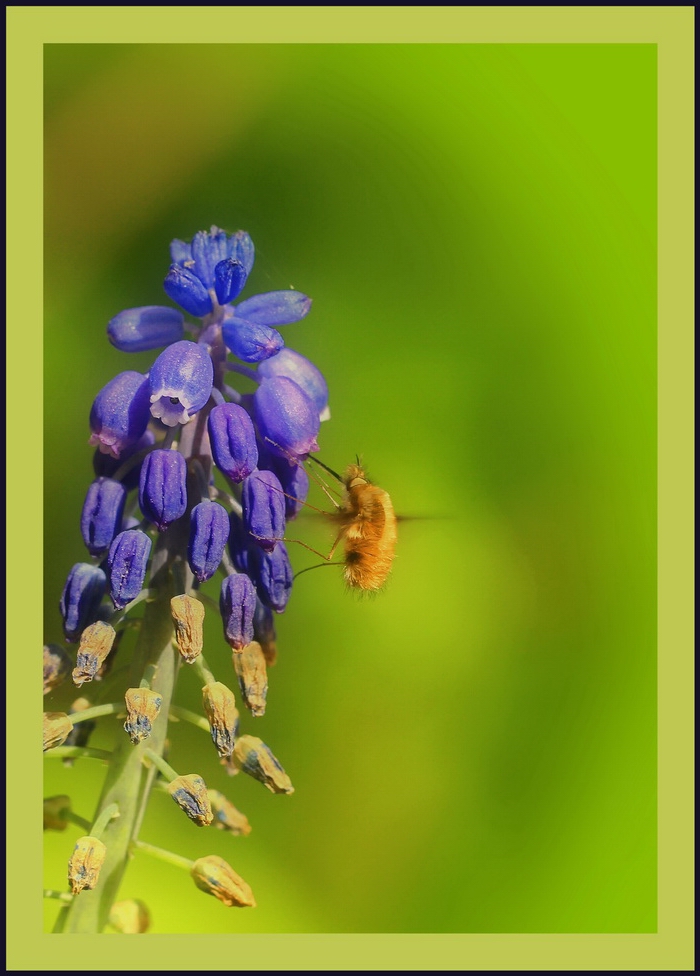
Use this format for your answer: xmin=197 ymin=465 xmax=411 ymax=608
xmin=45 ymin=225 xmax=328 ymax=928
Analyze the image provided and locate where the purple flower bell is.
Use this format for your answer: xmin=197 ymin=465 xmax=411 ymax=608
xmin=248 ymin=542 xmax=293 ymax=613
xmin=139 ymin=449 xmax=187 ymax=532
xmin=257 ymin=347 xmax=329 ymax=420
xmin=80 ymin=478 xmax=127 ymax=556
xmin=188 ymin=500 xmax=230 ymax=582
xmin=148 ymin=340 xmax=213 ymax=427
xmin=89 ymin=371 xmax=152 ymax=459
xmin=219 ymin=573 xmax=257 ymax=650
xmin=254 ymin=376 xmax=320 ymax=460
xmin=241 ymin=469 xmax=286 ymax=552
xmin=107 ymin=306 xmax=185 ymax=353
xmin=108 ymin=530 xmax=152 ymax=610
xmin=60 ymin=563 xmax=107 ymax=642
xmin=207 ymin=403 xmax=258 ymax=483
xmin=221 ymin=312 xmax=284 ymax=364
xmin=222 ymin=292 xmax=311 ymax=365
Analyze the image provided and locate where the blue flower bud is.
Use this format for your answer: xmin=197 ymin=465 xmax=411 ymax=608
xmin=166 ymin=227 xmax=256 ymax=315
xmin=149 ymin=340 xmax=214 ymax=427
xmin=139 ymin=449 xmax=187 ymax=531
xmin=60 ymin=563 xmax=107 ymax=642
xmin=191 ymin=227 xmax=228 ymax=287
xmin=163 ymin=264 xmax=213 ymax=317
xmin=80 ymin=478 xmax=127 ymax=556
xmin=254 ymin=377 xmax=320 ymax=459
xmin=228 ymin=230 xmax=255 ymax=274
xmin=188 ymin=500 xmax=230 ymax=582
xmin=221 ymin=312 xmax=284 ymax=364
xmin=214 ymin=259 xmax=247 ymax=306
xmin=92 ymin=429 xmax=155 ymax=492
xmin=108 ymin=530 xmax=152 ymax=610
xmin=257 ymin=443 xmax=310 ymax=519
xmin=219 ymin=573 xmax=256 ymax=650
xmin=248 ymin=543 xmax=293 ymax=613
xmin=241 ymin=470 xmax=286 ymax=552
xmin=257 ymin=347 xmax=329 ymax=419
xmin=207 ymin=403 xmax=258 ymax=482
xmin=234 ymin=290 xmax=311 ymax=326
xmin=228 ymin=512 xmax=251 ymax=573
xmin=89 ymin=371 xmax=152 ymax=459
xmin=107 ymin=306 xmax=185 ymax=353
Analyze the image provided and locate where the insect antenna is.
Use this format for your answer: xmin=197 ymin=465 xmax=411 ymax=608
xmin=307 ymin=454 xmax=344 ymax=484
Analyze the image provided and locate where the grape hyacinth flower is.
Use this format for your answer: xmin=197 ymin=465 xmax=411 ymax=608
xmin=44 ymin=225 xmax=331 ymax=934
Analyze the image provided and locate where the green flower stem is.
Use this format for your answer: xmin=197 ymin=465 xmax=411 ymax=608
xmin=169 ymin=703 xmax=211 ymax=733
xmin=44 ymin=890 xmax=73 ymax=904
xmin=133 ymin=839 xmax=194 ymax=872
xmin=143 ymin=748 xmax=179 ymax=783
xmin=44 ymin=746 xmax=112 ymax=762
xmin=69 ymin=703 xmax=122 ymax=725
xmin=91 ymin=801 xmax=119 ymax=839
xmin=139 ymin=662 xmax=158 ymax=690
xmin=60 ymin=542 xmax=180 ymax=934
xmin=192 ymin=654 xmax=216 ymax=687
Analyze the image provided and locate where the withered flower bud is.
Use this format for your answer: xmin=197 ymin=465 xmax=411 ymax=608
xmin=231 ymin=641 xmax=268 ymax=717
xmin=168 ymin=774 xmax=213 ymax=826
xmin=43 ymin=643 xmax=72 ymax=695
xmin=208 ymin=789 xmax=252 ymax=836
xmin=191 ymin=855 xmax=256 ymax=908
xmin=170 ymin=594 xmax=205 ymax=663
xmin=124 ymin=688 xmax=163 ymax=744
xmin=72 ymin=621 xmax=116 ymax=687
xmin=232 ymin=735 xmax=294 ymax=794
xmin=43 ymin=795 xmax=71 ymax=831
xmin=68 ymin=835 xmax=107 ymax=894
xmin=109 ymin=899 xmax=151 ymax=933
xmin=43 ymin=712 xmax=74 ymax=752
xmin=202 ymin=682 xmax=239 ymax=758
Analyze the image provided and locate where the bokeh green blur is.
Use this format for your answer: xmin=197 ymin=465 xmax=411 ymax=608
xmin=43 ymin=44 xmax=656 ymax=934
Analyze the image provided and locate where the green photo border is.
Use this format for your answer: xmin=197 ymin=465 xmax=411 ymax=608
xmin=7 ymin=6 xmax=693 ymax=970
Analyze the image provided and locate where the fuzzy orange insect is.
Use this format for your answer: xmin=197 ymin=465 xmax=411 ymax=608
xmin=261 ymin=441 xmax=398 ymax=592
xmin=312 ymin=459 xmax=398 ymax=592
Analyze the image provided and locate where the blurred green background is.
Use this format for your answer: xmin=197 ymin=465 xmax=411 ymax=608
xmin=43 ymin=44 xmax=656 ymax=934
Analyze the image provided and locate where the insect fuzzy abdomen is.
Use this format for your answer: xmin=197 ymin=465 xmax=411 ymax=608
xmin=340 ymin=482 xmax=397 ymax=591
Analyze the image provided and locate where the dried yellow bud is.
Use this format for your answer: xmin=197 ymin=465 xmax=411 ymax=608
xmin=43 ymin=644 xmax=72 ymax=695
xmin=43 ymin=712 xmax=74 ymax=752
xmin=168 ymin=774 xmax=213 ymax=826
xmin=191 ymin=855 xmax=256 ymax=908
xmin=232 ymin=735 xmax=294 ymax=795
xmin=109 ymin=899 xmax=151 ymax=933
xmin=232 ymin=641 xmax=268 ymax=717
xmin=72 ymin=621 xmax=116 ymax=687
xmin=124 ymin=688 xmax=163 ymax=744
xmin=43 ymin=795 xmax=71 ymax=831
xmin=68 ymin=835 xmax=107 ymax=894
xmin=208 ymin=789 xmax=252 ymax=836
xmin=170 ymin=594 xmax=205 ymax=663
xmin=202 ymin=682 xmax=239 ymax=758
